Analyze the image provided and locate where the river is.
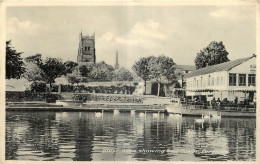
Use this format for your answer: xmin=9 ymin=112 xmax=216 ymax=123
xmin=6 ymin=111 xmax=256 ymax=161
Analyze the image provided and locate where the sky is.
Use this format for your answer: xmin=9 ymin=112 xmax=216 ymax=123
xmin=6 ymin=5 xmax=256 ymax=69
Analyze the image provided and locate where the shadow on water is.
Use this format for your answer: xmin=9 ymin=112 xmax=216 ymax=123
xmin=6 ymin=111 xmax=256 ymax=161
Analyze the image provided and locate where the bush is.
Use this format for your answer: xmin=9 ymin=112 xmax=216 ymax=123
xmin=27 ymin=81 xmax=47 ymax=92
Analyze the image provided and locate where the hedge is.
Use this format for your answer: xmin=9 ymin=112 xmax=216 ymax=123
xmin=6 ymin=91 xmax=61 ymax=102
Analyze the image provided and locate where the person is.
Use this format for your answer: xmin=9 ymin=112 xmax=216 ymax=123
xmin=217 ymin=98 xmax=221 ymax=109
xmin=211 ymin=97 xmax=216 ymax=109
xmin=234 ymin=97 xmax=238 ymax=104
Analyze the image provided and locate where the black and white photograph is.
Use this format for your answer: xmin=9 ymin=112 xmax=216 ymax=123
xmin=2 ymin=0 xmax=258 ymax=162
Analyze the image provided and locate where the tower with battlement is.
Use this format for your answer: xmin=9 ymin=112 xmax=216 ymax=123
xmin=77 ymin=31 xmax=96 ymax=63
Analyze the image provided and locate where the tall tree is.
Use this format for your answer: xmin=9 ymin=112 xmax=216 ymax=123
xmin=90 ymin=61 xmax=114 ymax=82
xmin=39 ymin=57 xmax=66 ymax=90
xmin=149 ymin=55 xmax=176 ymax=97
xmin=25 ymin=54 xmax=42 ymax=65
xmin=195 ymin=41 xmax=229 ymax=69
xmin=64 ymin=61 xmax=78 ymax=74
xmin=77 ymin=63 xmax=94 ymax=77
xmin=24 ymin=54 xmax=44 ymax=82
xmin=132 ymin=56 xmax=153 ymax=94
xmin=114 ymin=67 xmax=133 ymax=81
xmin=6 ymin=40 xmax=26 ymax=79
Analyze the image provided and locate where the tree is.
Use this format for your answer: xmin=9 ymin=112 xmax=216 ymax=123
xmin=39 ymin=57 xmax=66 ymax=91
xmin=132 ymin=56 xmax=153 ymax=94
xmin=195 ymin=41 xmax=229 ymax=69
xmin=148 ymin=55 xmax=176 ymax=97
xmin=77 ymin=63 xmax=94 ymax=77
xmin=114 ymin=67 xmax=133 ymax=81
xmin=25 ymin=54 xmax=42 ymax=65
xmin=90 ymin=61 xmax=114 ymax=82
xmin=67 ymin=74 xmax=81 ymax=84
xmin=64 ymin=61 xmax=78 ymax=74
xmin=23 ymin=62 xmax=44 ymax=82
xmin=24 ymin=54 xmax=44 ymax=82
xmin=6 ymin=40 xmax=26 ymax=79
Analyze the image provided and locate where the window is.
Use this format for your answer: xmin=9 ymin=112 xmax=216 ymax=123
xmin=88 ymin=47 xmax=90 ymax=50
xmin=239 ymin=74 xmax=246 ymax=86
xmin=85 ymin=47 xmax=87 ymax=51
xmin=248 ymin=74 xmax=256 ymax=86
xmin=211 ymin=77 xmax=214 ymax=86
xmin=229 ymin=74 xmax=236 ymax=86
xmin=216 ymin=77 xmax=220 ymax=85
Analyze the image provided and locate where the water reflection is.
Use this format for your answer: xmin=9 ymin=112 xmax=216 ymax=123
xmin=6 ymin=111 xmax=256 ymax=161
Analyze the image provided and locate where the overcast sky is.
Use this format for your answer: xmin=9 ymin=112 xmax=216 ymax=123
xmin=6 ymin=6 xmax=256 ymax=69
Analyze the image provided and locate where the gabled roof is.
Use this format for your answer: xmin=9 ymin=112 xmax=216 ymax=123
xmin=173 ymin=65 xmax=195 ymax=71
xmin=184 ymin=55 xmax=256 ymax=78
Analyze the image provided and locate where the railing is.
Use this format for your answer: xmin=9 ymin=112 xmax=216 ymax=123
xmin=180 ymin=101 xmax=256 ymax=113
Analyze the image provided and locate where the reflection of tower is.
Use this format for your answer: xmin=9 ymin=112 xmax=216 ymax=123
xmin=115 ymin=51 xmax=119 ymax=69
xmin=77 ymin=31 xmax=96 ymax=63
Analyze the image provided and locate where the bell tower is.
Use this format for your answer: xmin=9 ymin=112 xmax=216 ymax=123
xmin=77 ymin=31 xmax=96 ymax=64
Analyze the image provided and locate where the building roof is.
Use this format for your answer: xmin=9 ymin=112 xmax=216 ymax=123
xmin=184 ymin=55 xmax=256 ymax=78
xmin=173 ymin=65 xmax=195 ymax=71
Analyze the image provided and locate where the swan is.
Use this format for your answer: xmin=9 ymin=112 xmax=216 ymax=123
xmin=211 ymin=112 xmax=221 ymax=120
xmin=174 ymin=113 xmax=182 ymax=118
xmin=195 ymin=114 xmax=204 ymax=124
xmin=95 ymin=112 xmax=102 ymax=118
xmin=139 ymin=112 xmax=145 ymax=117
xmin=131 ymin=110 xmax=135 ymax=115
xmin=153 ymin=111 xmax=160 ymax=118
xmin=114 ymin=109 xmax=120 ymax=115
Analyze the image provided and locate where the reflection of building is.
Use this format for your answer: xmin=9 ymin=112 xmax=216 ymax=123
xmin=184 ymin=55 xmax=256 ymax=103
xmin=77 ymin=31 xmax=96 ymax=63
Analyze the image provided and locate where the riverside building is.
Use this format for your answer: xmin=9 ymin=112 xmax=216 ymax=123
xmin=184 ymin=55 xmax=256 ymax=104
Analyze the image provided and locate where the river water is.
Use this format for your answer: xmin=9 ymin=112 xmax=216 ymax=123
xmin=6 ymin=111 xmax=256 ymax=161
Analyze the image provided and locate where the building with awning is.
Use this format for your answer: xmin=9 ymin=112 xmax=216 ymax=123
xmin=184 ymin=55 xmax=256 ymax=103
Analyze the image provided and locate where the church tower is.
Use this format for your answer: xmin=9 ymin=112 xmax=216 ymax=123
xmin=77 ymin=31 xmax=96 ymax=63
xmin=115 ymin=51 xmax=119 ymax=69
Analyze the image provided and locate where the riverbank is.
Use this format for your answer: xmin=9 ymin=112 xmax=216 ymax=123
xmin=6 ymin=101 xmax=256 ymax=118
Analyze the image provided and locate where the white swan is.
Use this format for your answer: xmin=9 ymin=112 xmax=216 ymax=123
xmin=139 ymin=112 xmax=145 ymax=117
xmin=195 ymin=114 xmax=204 ymax=124
xmin=114 ymin=109 xmax=120 ymax=115
xmin=174 ymin=113 xmax=182 ymax=118
xmin=95 ymin=112 xmax=102 ymax=118
xmin=131 ymin=110 xmax=135 ymax=115
xmin=153 ymin=112 xmax=160 ymax=118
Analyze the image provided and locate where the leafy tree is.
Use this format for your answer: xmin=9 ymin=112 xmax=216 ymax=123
xmin=64 ymin=61 xmax=78 ymax=74
xmin=24 ymin=54 xmax=44 ymax=82
xmin=76 ymin=63 xmax=94 ymax=77
xmin=25 ymin=54 xmax=42 ymax=65
xmin=114 ymin=67 xmax=133 ymax=81
xmin=194 ymin=41 xmax=229 ymax=69
xmin=132 ymin=56 xmax=153 ymax=94
xmin=67 ymin=74 xmax=81 ymax=84
xmin=23 ymin=62 xmax=44 ymax=82
xmin=90 ymin=61 xmax=114 ymax=82
xmin=148 ymin=55 xmax=176 ymax=97
xmin=39 ymin=57 xmax=66 ymax=91
xmin=6 ymin=40 xmax=26 ymax=79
